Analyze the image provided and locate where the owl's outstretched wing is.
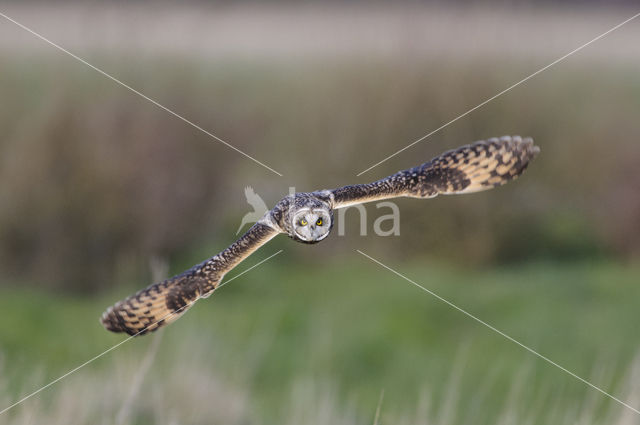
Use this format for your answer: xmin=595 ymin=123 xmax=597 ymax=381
xmin=330 ymin=136 xmax=539 ymax=209
xmin=101 ymin=221 xmax=281 ymax=336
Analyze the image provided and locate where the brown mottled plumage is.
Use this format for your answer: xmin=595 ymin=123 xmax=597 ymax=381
xmin=101 ymin=136 xmax=539 ymax=336
xmin=101 ymin=223 xmax=279 ymax=335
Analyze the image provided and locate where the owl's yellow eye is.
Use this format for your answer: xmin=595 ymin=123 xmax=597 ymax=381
xmin=300 ymin=219 xmax=307 ymax=226
xmin=316 ymin=218 xmax=323 ymax=226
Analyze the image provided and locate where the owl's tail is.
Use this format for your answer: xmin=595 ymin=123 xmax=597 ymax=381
xmin=407 ymin=135 xmax=539 ymax=198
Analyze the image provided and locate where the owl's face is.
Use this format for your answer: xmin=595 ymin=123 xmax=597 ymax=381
xmin=291 ymin=208 xmax=332 ymax=243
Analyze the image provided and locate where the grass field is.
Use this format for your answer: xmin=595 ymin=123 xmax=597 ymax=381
xmin=1 ymin=258 xmax=639 ymax=424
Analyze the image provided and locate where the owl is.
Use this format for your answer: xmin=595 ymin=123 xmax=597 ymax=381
xmin=101 ymin=136 xmax=539 ymax=336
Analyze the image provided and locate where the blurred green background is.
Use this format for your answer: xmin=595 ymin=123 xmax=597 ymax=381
xmin=0 ymin=1 xmax=639 ymax=424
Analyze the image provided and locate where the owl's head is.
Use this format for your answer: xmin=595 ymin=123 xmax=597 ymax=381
xmin=291 ymin=207 xmax=333 ymax=243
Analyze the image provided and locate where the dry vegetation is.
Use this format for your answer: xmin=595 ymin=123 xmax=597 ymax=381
xmin=2 ymin=6 xmax=640 ymax=290
xmin=2 ymin=337 xmax=640 ymax=425
xmin=1 ymin=54 xmax=639 ymax=290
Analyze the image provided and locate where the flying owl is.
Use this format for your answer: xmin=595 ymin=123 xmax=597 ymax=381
xmin=101 ymin=136 xmax=540 ymax=336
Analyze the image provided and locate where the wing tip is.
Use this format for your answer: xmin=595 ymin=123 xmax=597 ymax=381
xmin=100 ymin=305 xmax=123 ymax=334
xmin=513 ymin=135 xmax=540 ymax=163
xmin=453 ymin=135 xmax=540 ymax=193
xmin=100 ymin=304 xmax=133 ymax=336
xmin=100 ymin=302 xmax=152 ymax=336
xmin=485 ymin=134 xmax=540 ymax=161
